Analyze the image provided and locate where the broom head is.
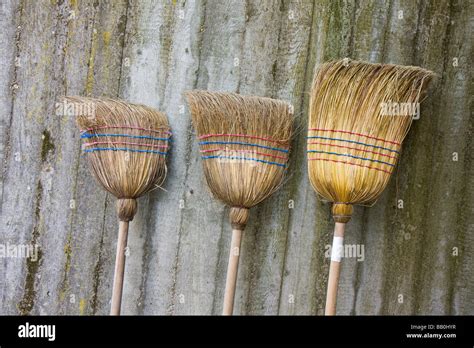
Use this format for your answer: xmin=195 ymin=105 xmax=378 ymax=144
xmin=308 ymin=59 xmax=434 ymax=223
xmin=66 ymin=96 xmax=170 ymax=221
xmin=186 ymin=91 xmax=293 ymax=229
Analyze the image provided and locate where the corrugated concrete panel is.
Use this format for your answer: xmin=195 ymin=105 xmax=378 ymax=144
xmin=0 ymin=0 xmax=472 ymax=315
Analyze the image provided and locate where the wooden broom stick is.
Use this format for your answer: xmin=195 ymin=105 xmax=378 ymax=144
xmin=110 ymin=221 xmax=129 ymax=315
xmin=223 ymin=228 xmax=243 ymax=315
xmin=325 ymin=222 xmax=345 ymax=315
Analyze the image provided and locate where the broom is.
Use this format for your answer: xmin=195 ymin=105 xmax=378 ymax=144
xmin=66 ymin=96 xmax=171 ymax=315
xmin=185 ymin=91 xmax=293 ymax=315
xmin=307 ymin=59 xmax=434 ymax=315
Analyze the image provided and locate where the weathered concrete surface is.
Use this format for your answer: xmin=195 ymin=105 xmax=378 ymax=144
xmin=0 ymin=0 xmax=472 ymax=315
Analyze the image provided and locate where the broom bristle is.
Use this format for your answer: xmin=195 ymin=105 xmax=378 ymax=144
xmin=308 ymin=59 xmax=434 ymax=222
xmin=186 ymin=91 xmax=293 ymax=229
xmin=65 ymin=96 xmax=170 ymax=221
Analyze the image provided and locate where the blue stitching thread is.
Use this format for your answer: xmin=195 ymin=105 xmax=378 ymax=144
xmin=84 ymin=147 xmax=167 ymax=155
xmin=198 ymin=141 xmax=288 ymax=153
xmin=201 ymin=155 xmax=286 ymax=168
xmin=307 ymin=136 xmax=399 ymax=153
xmin=81 ymin=133 xmax=171 ymax=142
xmin=307 ymin=150 xmax=395 ymax=167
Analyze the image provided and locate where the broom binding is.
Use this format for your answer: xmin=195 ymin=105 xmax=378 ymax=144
xmin=332 ymin=203 xmax=353 ymax=223
xmin=229 ymin=207 xmax=250 ymax=230
xmin=116 ymin=198 xmax=138 ymax=222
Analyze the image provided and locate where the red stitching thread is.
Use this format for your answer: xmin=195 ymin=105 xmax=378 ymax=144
xmin=307 ymin=141 xmax=398 ymax=159
xmin=198 ymin=133 xmax=287 ymax=145
xmin=308 ymin=157 xmax=393 ymax=174
xmin=308 ymin=128 xmax=400 ymax=146
xmin=83 ymin=141 xmax=169 ymax=149
xmin=83 ymin=125 xmax=172 ymax=134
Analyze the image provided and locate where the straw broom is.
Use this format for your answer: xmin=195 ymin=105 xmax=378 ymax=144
xmin=66 ymin=96 xmax=171 ymax=315
xmin=307 ymin=59 xmax=434 ymax=315
xmin=186 ymin=91 xmax=293 ymax=315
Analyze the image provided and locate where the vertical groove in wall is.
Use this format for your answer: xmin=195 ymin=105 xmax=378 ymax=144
xmin=211 ymin=212 xmax=228 ymax=314
xmin=419 ymin=0 xmax=471 ymax=314
xmin=90 ymin=195 xmax=108 ymax=314
xmin=165 ymin=0 xmax=209 ymax=315
xmin=0 ymin=0 xmax=24 ymax=215
xmin=117 ymin=0 xmax=131 ymax=93
xmin=277 ymin=0 xmax=325 ymax=315
xmin=380 ymin=0 xmax=393 ymax=62
xmin=409 ymin=0 xmax=452 ymax=314
xmin=58 ymin=1 xmax=100 ymax=314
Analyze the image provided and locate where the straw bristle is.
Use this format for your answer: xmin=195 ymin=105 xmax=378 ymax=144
xmin=186 ymin=91 xmax=293 ymax=229
xmin=66 ymin=96 xmax=170 ymax=221
xmin=308 ymin=59 xmax=434 ymax=222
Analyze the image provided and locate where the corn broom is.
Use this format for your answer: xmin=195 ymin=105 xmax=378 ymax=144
xmin=307 ymin=59 xmax=434 ymax=315
xmin=67 ymin=96 xmax=171 ymax=315
xmin=186 ymin=91 xmax=293 ymax=315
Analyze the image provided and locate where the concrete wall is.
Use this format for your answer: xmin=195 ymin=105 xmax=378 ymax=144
xmin=0 ymin=0 xmax=472 ymax=315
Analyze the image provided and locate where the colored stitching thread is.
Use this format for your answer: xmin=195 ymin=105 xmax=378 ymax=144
xmin=198 ymin=133 xmax=287 ymax=145
xmin=307 ymin=141 xmax=398 ymax=160
xmin=308 ymin=157 xmax=393 ymax=174
xmin=84 ymin=147 xmax=167 ymax=155
xmin=83 ymin=141 xmax=169 ymax=149
xmin=81 ymin=133 xmax=171 ymax=141
xmin=200 ymin=148 xmax=288 ymax=160
xmin=306 ymin=136 xmax=399 ymax=153
xmin=82 ymin=125 xmax=172 ymax=134
xmin=201 ymin=155 xmax=286 ymax=168
xmin=199 ymin=141 xmax=288 ymax=153
xmin=308 ymin=128 xmax=400 ymax=146
xmin=307 ymin=150 xmax=395 ymax=167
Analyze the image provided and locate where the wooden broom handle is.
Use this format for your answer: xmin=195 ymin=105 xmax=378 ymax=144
xmin=222 ymin=228 xmax=243 ymax=315
xmin=325 ymin=222 xmax=345 ymax=315
xmin=110 ymin=220 xmax=129 ymax=315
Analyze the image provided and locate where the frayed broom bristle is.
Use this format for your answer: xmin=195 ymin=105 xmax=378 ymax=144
xmin=308 ymin=59 xmax=434 ymax=222
xmin=186 ymin=90 xmax=293 ymax=228
xmin=65 ymin=96 xmax=171 ymax=221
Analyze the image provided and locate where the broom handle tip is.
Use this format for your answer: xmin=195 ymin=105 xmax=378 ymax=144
xmin=111 ymin=220 xmax=129 ymax=315
xmin=222 ymin=228 xmax=243 ymax=315
xmin=325 ymin=222 xmax=345 ymax=315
